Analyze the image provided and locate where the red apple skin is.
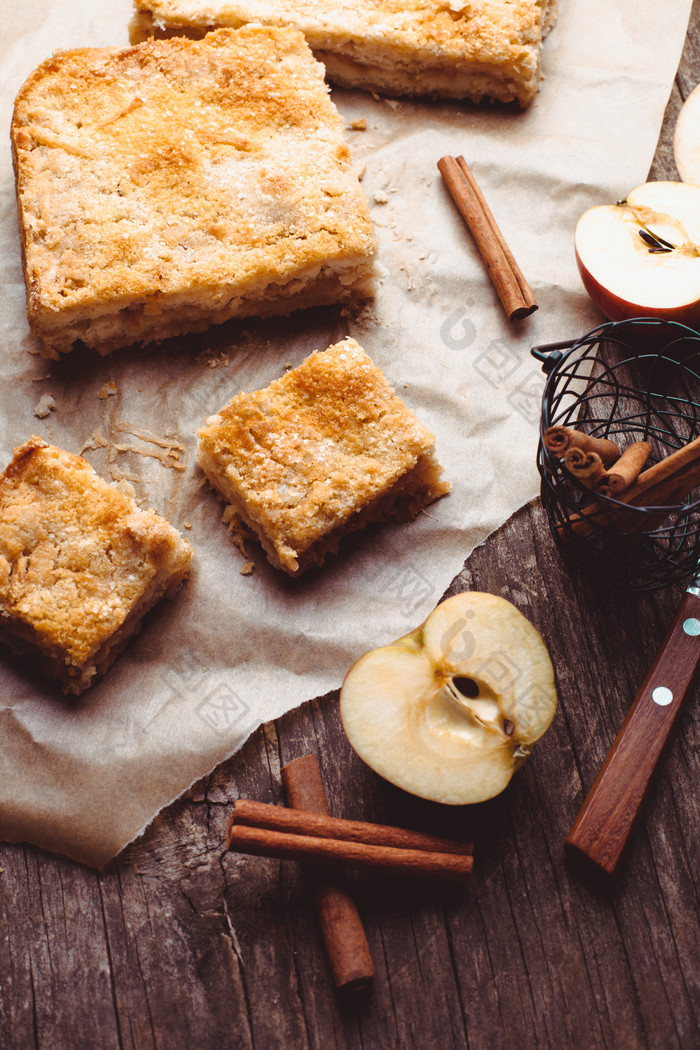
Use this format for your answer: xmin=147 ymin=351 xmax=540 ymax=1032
xmin=575 ymin=245 xmax=700 ymax=326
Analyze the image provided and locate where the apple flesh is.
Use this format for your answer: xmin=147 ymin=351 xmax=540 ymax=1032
xmin=673 ymin=83 xmax=700 ymax=185
xmin=339 ymin=592 xmax=557 ymax=805
xmin=574 ymin=181 xmax=700 ymax=323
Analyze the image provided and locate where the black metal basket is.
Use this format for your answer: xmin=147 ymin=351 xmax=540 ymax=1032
xmin=532 ymin=317 xmax=700 ymax=591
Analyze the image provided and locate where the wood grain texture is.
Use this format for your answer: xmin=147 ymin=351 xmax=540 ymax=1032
xmin=2 ymin=9 xmax=700 ymax=1049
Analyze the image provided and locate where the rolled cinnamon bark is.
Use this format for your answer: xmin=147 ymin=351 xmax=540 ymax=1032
xmin=226 ymin=824 xmax=473 ymax=882
xmin=231 ymin=797 xmax=473 ymax=856
xmin=560 ymin=439 xmax=700 ymax=536
xmin=624 ymin=435 xmax=700 ymax=504
xmin=564 ymin=448 xmax=607 ymax=488
xmin=437 ymin=154 xmax=536 ymax=320
xmin=281 ymin=756 xmax=374 ymax=993
xmin=544 ymin=426 xmax=620 ymax=466
xmin=453 ymin=155 xmax=537 ymax=316
xmin=595 ymin=441 xmax=652 ymax=496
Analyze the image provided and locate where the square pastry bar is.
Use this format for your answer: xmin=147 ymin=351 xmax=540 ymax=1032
xmin=197 ymin=338 xmax=450 ymax=575
xmin=11 ymin=26 xmax=376 ymax=358
xmin=0 ymin=438 xmax=192 ymax=695
xmin=131 ymin=0 xmax=557 ymax=106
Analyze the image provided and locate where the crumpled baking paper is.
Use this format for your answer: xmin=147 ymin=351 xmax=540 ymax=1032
xmin=0 ymin=0 xmax=693 ymax=865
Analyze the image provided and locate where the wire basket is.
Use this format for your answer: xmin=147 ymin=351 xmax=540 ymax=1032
xmin=532 ymin=317 xmax=700 ymax=591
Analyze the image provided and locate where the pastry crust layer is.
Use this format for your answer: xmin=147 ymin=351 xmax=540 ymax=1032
xmin=197 ymin=338 xmax=450 ymax=575
xmin=0 ymin=437 xmax=192 ymax=694
xmin=130 ymin=0 xmax=558 ymax=105
xmin=12 ymin=27 xmax=376 ymax=358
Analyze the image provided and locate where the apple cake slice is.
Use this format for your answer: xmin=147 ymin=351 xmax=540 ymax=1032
xmin=197 ymin=337 xmax=450 ymax=575
xmin=130 ymin=0 xmax=558 ymax=107
xmin=0 ymin=437 xmax=192 ymax=695
xmin=11 ymin=26 xmax=376 ymax=358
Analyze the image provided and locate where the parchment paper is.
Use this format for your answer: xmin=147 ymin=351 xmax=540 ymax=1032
xmin=0 ymin=1 xmax=693 ymax=866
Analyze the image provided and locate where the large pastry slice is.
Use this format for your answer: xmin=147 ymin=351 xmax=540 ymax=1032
xmin=197 ymin=338 xmax=450 ymax=576
xmin=130 ymin=0 xmax=558 ymax=106
xmin=0 ymin=438 xmax=192 ymax=694
xmin=11 ymin=27 xmax=376 ymax=358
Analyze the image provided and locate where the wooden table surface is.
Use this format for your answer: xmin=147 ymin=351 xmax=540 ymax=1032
xmin=3 ymin=10 xmax=700 ymax=1050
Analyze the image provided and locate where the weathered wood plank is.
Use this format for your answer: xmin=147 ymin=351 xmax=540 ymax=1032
xmin=0 ymin=848 xmax=120 ymax=1050
xmin=677 ymin=0 xmax=700 ymax=99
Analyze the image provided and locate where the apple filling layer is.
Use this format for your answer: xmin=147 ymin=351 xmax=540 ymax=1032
xmin=197 ymin=338 xmax=450 ymax=575
xmin=30 ymin=256 xmax=377 ymax=359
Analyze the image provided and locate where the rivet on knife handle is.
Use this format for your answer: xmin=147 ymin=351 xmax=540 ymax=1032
xmin=566 ymin=587 xmax=700 ymax=874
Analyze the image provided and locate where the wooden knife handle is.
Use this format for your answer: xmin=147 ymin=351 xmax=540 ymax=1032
xmin=566 ymin=588 xmax=700 ymax=873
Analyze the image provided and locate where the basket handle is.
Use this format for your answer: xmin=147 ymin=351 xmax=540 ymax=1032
xmin=530 ymin=335 xmax=600 ymax=373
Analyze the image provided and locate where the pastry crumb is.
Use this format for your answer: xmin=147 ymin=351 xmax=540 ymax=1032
xmin=240 ymin=561 xmax=255 ymax=575
xmin=33 ymin=394 xmax=56 ymax=418
xmin=349 ymin=118 xmax=367 ymax=130
xmin=222 ymin=506 xmax=249 ymax=555
xmin=79 ymin=430 xmax=109 ymax=454
xmin=97 ymin=381 xmax=118 ymax=399
xmin=373 ymin=190 xmax=389 ymax=204
xmin=183 ymin=520 xmax=192 ymax=529
xmin=114 ymin=422 xmax=186 ymax=472
xmin=114 ymin=442 xmax=187 ymax=472
xmin=111 ymin=477 xmax=137 ymax=498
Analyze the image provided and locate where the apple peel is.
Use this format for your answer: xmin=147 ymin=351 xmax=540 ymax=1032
xmin=339 ymin=592 xmax=557 ymax=805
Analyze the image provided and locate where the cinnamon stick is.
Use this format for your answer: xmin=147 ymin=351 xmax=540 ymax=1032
xmin=595 ymin=441 xmax=652 ymax=496
xmin=560 ymin=437 xmax=700 ymax=536
xmin=437 ymin=154 xmax=537 ymax=320
xmin=454 ymin=155 xmax=537 ymax=315
xmin=621 ymin=435 xmax=700 ymax=504
xmin=564 ymin=448 xmax=607 ymax=488
xmin=226 ymin=824 xmax=473 ymax=882
xmin=281 ymin=756 xmax=374 ymax=993
xmin=543 ymin=425 xmax=621 ymax=467
xmin=232 ymin=797 xmax=474 ymax=856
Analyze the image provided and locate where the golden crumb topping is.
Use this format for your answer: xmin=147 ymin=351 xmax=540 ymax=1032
xmin=198 ymin=338 xmax=437 ymax=557
xmin=133 ymin=0 xmax=552 ymax=75
xmin=12 ymin=27 xmax=375 ymax=322
xmin=0 ymin=437 xmax=191 ymax=665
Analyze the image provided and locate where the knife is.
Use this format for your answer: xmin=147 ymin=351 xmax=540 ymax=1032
xmin=566 ymin=569 xmax=700 ymax=873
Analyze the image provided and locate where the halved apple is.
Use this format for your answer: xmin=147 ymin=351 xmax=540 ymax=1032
xmin=673 ymin=83 xmax=700 ymax=185
xmin=574 ymin=181 xmax=700 ymax=323
xmin=339 ymin=592 xmax=557 ymax=805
